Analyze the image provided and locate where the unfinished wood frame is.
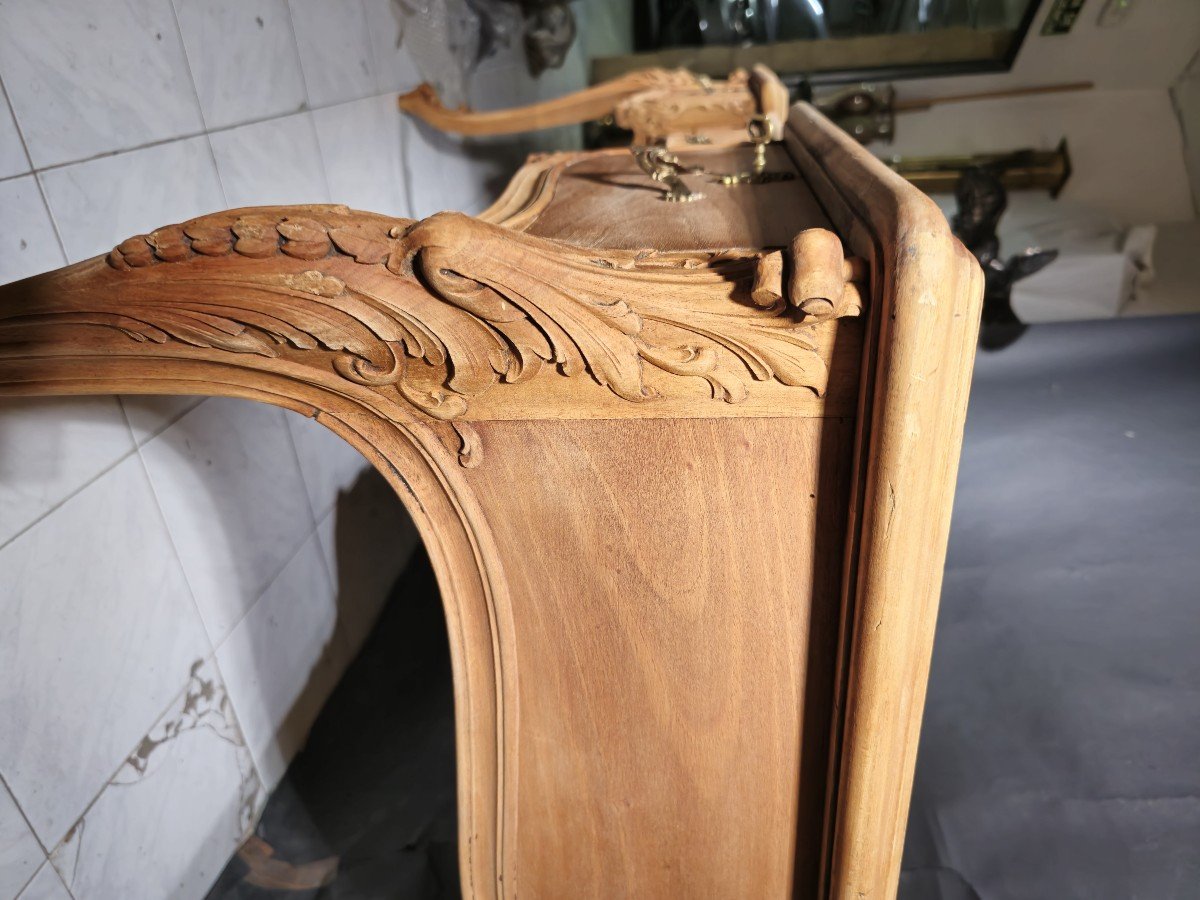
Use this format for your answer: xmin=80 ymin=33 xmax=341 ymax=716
xmin=0 ymin=87 xmax=980 ymax=899
xmin=398 ymin=63 xmax=790 ymax=146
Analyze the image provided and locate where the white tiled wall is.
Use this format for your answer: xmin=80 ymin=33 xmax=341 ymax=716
xmin=0 ymin=1 xmax=585 ymax=897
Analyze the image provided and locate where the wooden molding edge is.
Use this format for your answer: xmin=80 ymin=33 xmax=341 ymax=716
xmin=0 ymin=205 xmax=861 ymax=438
xmin=398 ymin=65 xmax=789 ymax=146
xmin=397 ymin=68 xmax=696 ymax=136
xmin=786 ymin=102 xmax=984 ymax=899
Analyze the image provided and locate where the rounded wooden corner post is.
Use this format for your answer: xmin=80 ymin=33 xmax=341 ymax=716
xmin=784 ymin=103 xmax=984 ymax=898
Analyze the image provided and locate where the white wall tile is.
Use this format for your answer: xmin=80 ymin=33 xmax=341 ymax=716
xmin=217 ymin=532 xmax=343 ymax=788
xmin=0 ymin=782 xmax=43 ymax=898
xmin=316 ymin=469 xmax=419 ymax=663
xmin=284 ymin=410 xmax=369 ymax=521
xmin=120 ymin=395 xmax=206 ymax=445
xmin=209 ymin=112 xmax=329 ymax=208
xmin=0 ymin=396 xmax=135 ymax=547
xmin=138 ymin=398 xmax=316 ymax=646
xmin=404 ymin=121 xmax=495 ymax=218
xmin=0 ymin=0 xmax=204 ymax=169
xmin=0 ymin=85 xmax=31 ymax=179
xmin=15 ymin=863 xmax=70 ymax=900
xmin=39 ymin=136 xmax=225 ymax=263
xmin=49 ymin=659 xmax=262 ymax=900
xmin=313 ymin=94 xmax=410 ymax=218
xmin=0 ymin=453 xmax=210 ymax=846
xmin=0 ymin=176 xmax=65 ymax=285
xmin=361 ymin=0 xmax=422 ymax=94
xmin=288 ymin=0 xmax=377 ymax=108
xmin=174 ymin=0 xmax=308 ymax=130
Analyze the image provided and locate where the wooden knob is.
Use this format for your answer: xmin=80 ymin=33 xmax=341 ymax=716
xmin=789 ymin=228 xmax=846 ymax=319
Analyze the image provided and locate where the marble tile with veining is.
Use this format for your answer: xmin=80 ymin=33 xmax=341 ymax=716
xmin=0 ymin=452 xmax=210 ymax=847
xmin=284 ymin=408 xmax=370 ymax=521
xmin=138 ymin=397 xmax=316 ymax=647
xmin=0 ymin=782 xmax=43 ymax=899
xmin=316 ymin=467 xmax=419 ymax=663
xmin=288 ymin=0 xmax=377 ymax=108
xmin=0 ymin=0 xmax=204 ymax=169
xmin=174 ymin=0 xmax=308 ymax=130
xmin=0 ymin=86 xmax=30 ymax=179
xmin=313 ymin=94 xmax=410 ymax=219
xmin=39 ymin=136 xmax=226 ymax=263
xmin=14 ymin=863 xmax=70 ymax=900
xmin=0 ymin=395 xmax=134 ymax=547
xmin=49 ymin=659 xmax=262 ymax=900
xmin=217 ymin=532 xmax=345 ymax=789
xmin=209 ymin=112 xmax=330 ymax=208
xmin=361 ymin=0 xmax=422 ymax=94
xmin=0 ymin=176 xmax=66 ymax=286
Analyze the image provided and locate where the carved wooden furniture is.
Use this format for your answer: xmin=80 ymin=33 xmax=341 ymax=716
xmin=399 ymin=63 xmax=790 ymax=147
xmin=0 ymin=77 xmax=981 ymax=899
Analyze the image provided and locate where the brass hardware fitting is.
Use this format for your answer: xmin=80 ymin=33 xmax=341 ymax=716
xmin=715 ymin=115 xmax=796 ymax=186
xmin=631 ymin=146 xmax=705 ymax=203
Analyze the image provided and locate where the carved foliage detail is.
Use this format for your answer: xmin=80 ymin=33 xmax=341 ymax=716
xmin=4 ymin=206 xmax=856 ymax=421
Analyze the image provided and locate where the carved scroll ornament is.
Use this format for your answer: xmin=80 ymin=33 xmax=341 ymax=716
xmin=0 ymin=206 xmax=859 ymax=426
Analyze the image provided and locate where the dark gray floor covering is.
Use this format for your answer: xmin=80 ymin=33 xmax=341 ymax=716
xmin=901 ymin=313 xmax=1200 ymax=900
xmin=206 ymin=551 xmax=459 ymax=900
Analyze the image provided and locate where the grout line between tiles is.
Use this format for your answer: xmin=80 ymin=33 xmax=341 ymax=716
xmin=285 ymin=0 xmax=316 ymax=114
xmin=312 ymin=503 xmax=339 ymax=598
xmin=123 ymin=396 xmax=208 ymax=447
xmin=0 ymin=70 xmax=34 ymax=177
xmin=0 ymin=71 xmax=70 ymax=266
xmin=37 ymin=652 xmax=229 ymax=872
xmin=10 ymin=864 xmax=42 ymax=900
xmin=165 ymin=0 xmax=230 ymax=211
xmin=0 ymin=770 xmax=52 ymax=888
xmin=48 ymin=860 xmax=77 ymax=900
xmin=0 ymin=87 xmax=402 ymax=188
xmin=113 ymin=400 xmax=278 ymax=831
xmin=164 ymin=0 xmax=208 ymax=136
xmin=0 ymin=440 xmax=138 ymax=555
xmin=281 ymin=410 xmax=321 ymax=533
xmin=211 ymin=513 xmax=325 ymax=657
xmin=304 ymin=110 xmax=335 ymax=204
xmin=398 ymin=116 xmax=417 ymax=220
xmin=117 ymin=399 xmax=216 ymax=660
xmin=203 ymin=650 xmax=271 ymax=833
xmin=30 ymin=170 xmax=69 ymax=265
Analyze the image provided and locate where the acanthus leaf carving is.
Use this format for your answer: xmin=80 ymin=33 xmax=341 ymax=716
xmin=1 ymin=205 xmax=860 ymax=431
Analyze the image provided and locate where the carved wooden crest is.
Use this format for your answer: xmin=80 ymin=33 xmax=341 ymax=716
xmin=1 ymin=205 xmax=860 ymax=423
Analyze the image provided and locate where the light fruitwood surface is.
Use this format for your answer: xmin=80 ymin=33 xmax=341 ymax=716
xmin=522 ymin=145 xmax=830 ymax=251
xmin=397 ymin=64 xmax=790 ymax=147
xmin=0 ymin=74 xmax=981 ymax=899
xmin=469 ymin=415 xmax=855 ymax=897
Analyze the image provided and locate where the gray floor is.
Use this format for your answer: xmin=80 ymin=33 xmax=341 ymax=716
xmin=901 ymin=314 xmax=1200 ymax=900
xmin=212 ymin=314 xmax=1200 ymax=899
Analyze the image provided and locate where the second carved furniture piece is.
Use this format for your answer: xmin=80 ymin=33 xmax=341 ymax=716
xmin=399 ymin=62 xmax=790 ymax=147
xmin=0 ymin=67 xmax=982 ymax=898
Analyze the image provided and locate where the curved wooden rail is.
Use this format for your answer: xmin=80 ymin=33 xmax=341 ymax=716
xmin=398 ymin=64 xmax=790 ymax=145
xmin=397 ymin=68 xmax=697 ymax=136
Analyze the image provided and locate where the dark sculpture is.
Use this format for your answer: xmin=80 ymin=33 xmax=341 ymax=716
xmin=951 ymin=167 xmax=1058 ymax=350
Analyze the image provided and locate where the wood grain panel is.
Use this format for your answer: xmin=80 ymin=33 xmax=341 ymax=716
xmin=467 ymin=416 xmax=855 ymax=898
xmin=525 ymin=146 xmax=832 ymax=251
